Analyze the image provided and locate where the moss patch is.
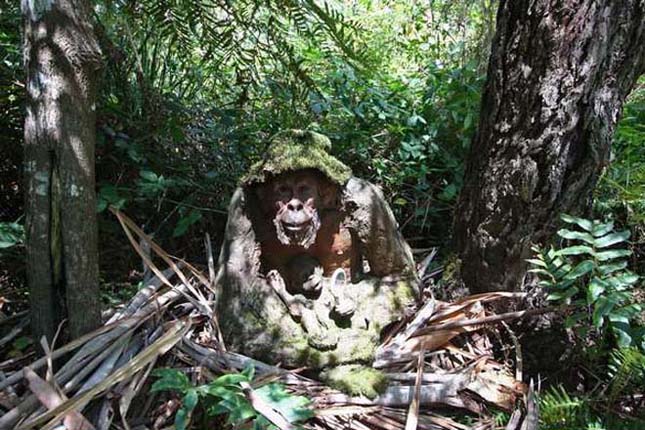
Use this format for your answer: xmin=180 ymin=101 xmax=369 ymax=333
xmin=322 ymin=365 xmax=388 ymax=399
xmin=388 ymin=280 xmax=416 ymax=311
xmin=241 ymin=129 xmax=352 ymax=186
xmin=347 ymin=334 xmax=377 ymax=363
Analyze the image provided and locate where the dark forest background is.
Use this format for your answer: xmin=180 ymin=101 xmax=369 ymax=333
xmin=1 ymin=0 xmax=644 ymax=427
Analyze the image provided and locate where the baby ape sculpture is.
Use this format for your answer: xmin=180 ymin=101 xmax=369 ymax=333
xmin=215 ymin=130 xmax=418 ymax=371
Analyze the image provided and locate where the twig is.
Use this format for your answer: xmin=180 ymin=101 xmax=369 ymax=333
xmin=404 ymin=347 xmax=424 ymax=430
xmin=411 ymin=307 xmax=559 ymax=337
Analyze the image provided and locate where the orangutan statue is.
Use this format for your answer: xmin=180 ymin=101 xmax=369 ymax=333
xmin=214 ymin=130 xmax=418 ymax=376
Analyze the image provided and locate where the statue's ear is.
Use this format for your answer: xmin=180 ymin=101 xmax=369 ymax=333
xmin=251 ymin=183 xmax=275 ymax=215
xmin=319 ymin=180 xmax=339 ymax=209
xmin=254 ymin=183 xmax=268 ymax=201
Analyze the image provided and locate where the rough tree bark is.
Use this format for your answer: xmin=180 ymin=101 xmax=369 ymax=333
xmin=23 ymin=0 xmax=103 ymax=340
xmin=455 ymin=0 xmax=645 ymax=292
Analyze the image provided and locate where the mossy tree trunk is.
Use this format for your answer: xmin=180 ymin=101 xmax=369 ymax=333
xmin=454 ymin=0 xmax=645 ymax=292
xmin=23 ymin=0 xmax=103 ymax=340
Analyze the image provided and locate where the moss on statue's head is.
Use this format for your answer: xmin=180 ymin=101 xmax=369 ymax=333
xmin=241 ymin=129 xmax=352 ymax=186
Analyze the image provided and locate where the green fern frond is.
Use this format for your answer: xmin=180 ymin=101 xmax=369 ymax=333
xmin=528 ymin=214 xmax=641 ymax=347
xmin=607 ymin=347 xmax=645 ymax=402
xmin=540 ymin=385 xmax=591 ymax=429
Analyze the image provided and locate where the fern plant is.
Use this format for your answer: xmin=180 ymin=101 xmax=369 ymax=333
xmin=607 ymin=347 xmax=645 ymax=403
xmin=539 ymin=384 xmax=595 ymax=429
xmin=529 ymin=214 xmax=642 ymax=347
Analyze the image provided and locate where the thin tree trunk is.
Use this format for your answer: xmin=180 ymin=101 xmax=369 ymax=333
xmin=455 ymin=0 xmax=645 ymax=293
xmin=23 ymin=0 xmax=103 ymax=340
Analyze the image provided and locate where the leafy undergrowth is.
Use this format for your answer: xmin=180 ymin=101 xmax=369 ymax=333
xmin=528 ymin=214 xmax=645 ymax=429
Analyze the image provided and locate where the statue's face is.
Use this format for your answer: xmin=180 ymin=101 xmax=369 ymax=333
xmin=271 ymin=170 xmax=322 ymax=248
xmin=258 ymin=169 xmax=336 ymax=248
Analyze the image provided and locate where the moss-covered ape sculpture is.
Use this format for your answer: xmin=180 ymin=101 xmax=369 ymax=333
xmin=215 ymin=130 xmax=418 ymax=391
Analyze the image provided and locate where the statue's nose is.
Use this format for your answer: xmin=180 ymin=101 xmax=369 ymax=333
xmin=287 ymin=200 xmax=304 ymax=212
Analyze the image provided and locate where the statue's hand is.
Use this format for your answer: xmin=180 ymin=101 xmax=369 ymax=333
xmin=302 ymin=265 xmax=324 ymax=292
xmin=329 ymin=268 xmax=356 ymax=317
xmin=267 ymin=270 xmax=307 ymax=317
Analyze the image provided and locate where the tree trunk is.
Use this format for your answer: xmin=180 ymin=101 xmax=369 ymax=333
xmin=454 ymin=0 xmax=645 ymax=293
xmin=23 ymin=0 xmax=103 ymax=340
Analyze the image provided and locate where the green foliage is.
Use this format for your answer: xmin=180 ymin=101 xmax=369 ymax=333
xmin=596 ymin=81 xmax=645 ymax=225
xmin=539 ymin=378 xmax=645 ymax=430
xmin=0 ymin=220 xmax=23 ymax=249
xmin=151 ymin=365 xmax=313 ymax=429
xmin=540 ymin=385 xmax=596 ymax=430
xmin=90 ymin=0 xmax=491 ymax=252
xmin=607 ymin=347 xmax=645 ymax=404
xmin=529 ymin=214 xmax=642 ymax=348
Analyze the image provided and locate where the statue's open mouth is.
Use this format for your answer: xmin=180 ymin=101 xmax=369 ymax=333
xmin=283 ymin=221 xmax=309 ymax=232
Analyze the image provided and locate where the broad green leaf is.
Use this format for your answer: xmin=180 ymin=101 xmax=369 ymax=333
xmin=564 ymin=260 xmax=594 ymax=280
xmin=607 ymin=273 xmax=639 ymax=289
xmin=546 ymin=247 xmax=560 ymax=259
xmin=547 ymin=287 xmax=578 ymax=301
xmin=226 ymin=396 xmax=256 ymax=423
xmin=528 ymin=268 xmax=553 ymax=277
xmin=207 ymin=402 xmax=229 ymax=416
xmin=139 ymin=170 xmax=158 ymax=182
xmin=553 ymin=264 xmax=573 ymax=279
xmin=557 ymin=229 xmax=595 ymax=244
xmin=587 ymin=278 xmax=607 ymax=303
xmin=619 ymin=303 xmax=642 ymax=316
xmin=151 ymin=369 xmax=191 ymax=392
xmin=556 ymin=245 xmax=594 ymax=256
xmin=204 ymin=385 xmax=239 ymax=402
xmin=0 ymin=222 xmax=24 ymax=248
xmin=553 ymin=278 xmax=576 ymax=290
xmin=592 ymin=297 xmax=615 ymax=328
xmin=594 ymin=230 xmax=630 ymax=248
xmin=175 ymin=408 xmax=188 ymax=430
xmin=595 ymin=249 xmax=631 ymax=261
xmin=607 ymin=314 xmax=629 ymax=324
xmin=606 ymin=291 xmax=630 ymax=304
xmin=560 ymin=213 xmax=593 ymax=232
xmin=183 ymin=389 xmax=199 ymax=412
xmin=255 ymin=383 xmax=314 ymax=423
xmin=212 ymin=372 xmax=250 ymax=387
xmin=591 ymin=220 xmax=614 ymax=237
xmin=526 ymin=258 xmax=547 ymax=268
xmin=598 ymin=261 xmax=628 ymax=276
xmin=610 ymin=322 xmax=633 ymax=348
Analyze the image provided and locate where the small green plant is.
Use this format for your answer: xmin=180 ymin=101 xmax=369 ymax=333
xmin=539 ymin=380 xmax=645 ymax=430
xmin=540 ymin=384 xmax=595 ymax=429
xmin=528 ymin=214 xmax=642 ymax=348
xmin=151 ymin=365 xmax=313 ymax=430
xmin=0 ymin=220 xmax=24 ymax=249
xmin=606 ymin=347 xmax=645 ymax=403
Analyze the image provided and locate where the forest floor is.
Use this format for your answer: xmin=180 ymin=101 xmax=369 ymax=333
xmin=0 ymin=211 xmax=546 ymax=430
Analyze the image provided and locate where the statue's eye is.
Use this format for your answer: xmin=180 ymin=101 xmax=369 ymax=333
xmin=277 ymin=185 xmax=291 ymax=196
xmin=297 ymin=185 xmax=311 ymax=195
